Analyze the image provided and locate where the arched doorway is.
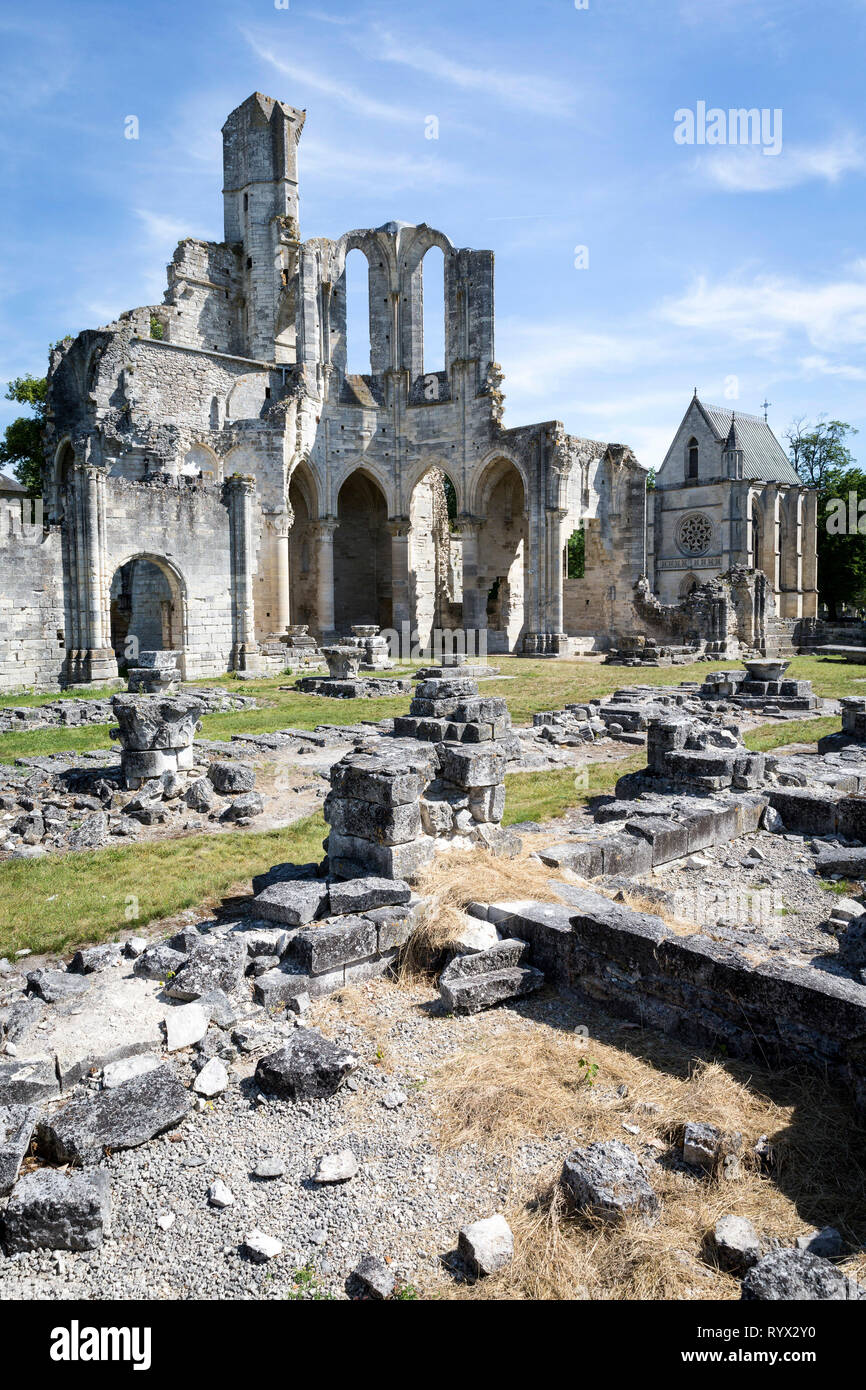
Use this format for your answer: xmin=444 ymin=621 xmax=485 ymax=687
xmin=334 ymin=471 xmax=391 ymax=631
xmin=476 ymin=459 xmax=528 ymax=652
xmin=288 ymin=463 xmax=318 ymax=628
xmin=409 ymin=466 xmax=461 ymax=651
xmin=109 ymin=555 xmax=185 ymax=667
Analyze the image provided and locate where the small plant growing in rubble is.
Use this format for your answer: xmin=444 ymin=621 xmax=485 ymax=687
xmin=578 ymin=1057 xmax=599 ymax=1086
xmin=285 ymin=1263 xmax=335 ymax=1301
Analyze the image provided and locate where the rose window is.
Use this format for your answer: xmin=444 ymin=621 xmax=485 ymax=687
xmin=677 ymin=513 xmax=713 ymax=556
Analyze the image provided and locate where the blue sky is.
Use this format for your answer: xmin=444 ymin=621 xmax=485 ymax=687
xmin=1 ymin=0 xmax=865 ymax=469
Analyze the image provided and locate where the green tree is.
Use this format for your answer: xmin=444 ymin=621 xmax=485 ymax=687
xmin=0 ymin=374 xmax=47 ymax=495
xmin=566 ymin=524 xmax=585 ymax=579
xmin=787 ymin=419 xmax=863 ymax=618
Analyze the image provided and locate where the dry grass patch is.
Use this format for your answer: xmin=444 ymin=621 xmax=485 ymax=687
xmin=428 ymin=1019 xmax=866 ymax=1300
xmin=401 ymin=844 xmax=566 ymax=977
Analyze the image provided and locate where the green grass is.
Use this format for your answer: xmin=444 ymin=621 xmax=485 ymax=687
xmin=0 ymin=656 xmax=852 ymax=957
xmin=502 ymin=757 xmax=644 ymax=826
xmin=0 ymin=653 xmax=853 ymax=765
xmin=0 ymin=814 xmax=327 ymax=958
xmin=0 ymin=760 xmax=641 ymax=958
xmin=743 ymin=714 xmax=840 ymax=753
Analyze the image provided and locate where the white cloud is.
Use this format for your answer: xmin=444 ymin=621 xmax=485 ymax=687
xmin=301 ymin=138 xmax=476 ymax=191
xmin=242 ymin=30 xmax=419 ymax=127
xmin=697 ymin=135 xmax=866 ymax=192
xmin=661 ymin=272 xmax=866 ymax=353
xmin=799 ymin=354 xmax=866 ymax=382
xmin=364 ymin=26 xmax=577 ymax=119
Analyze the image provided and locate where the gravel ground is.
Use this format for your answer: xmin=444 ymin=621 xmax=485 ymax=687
xmin=0 ymin=980 xmax=576 ymax=1302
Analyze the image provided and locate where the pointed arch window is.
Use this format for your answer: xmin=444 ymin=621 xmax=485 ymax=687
xmin=687 ymin=438 xmax=699 ymax=479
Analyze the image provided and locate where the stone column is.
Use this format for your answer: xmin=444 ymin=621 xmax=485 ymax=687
xmin=313 ymin=517 xmax=338 ymax=639
xmin=545 ymin=507 xmax=569 ymax=652
xmin=802 ymin=489 xmax=818 ymax=618
xmin=455 ymin=518 xmax=486 ymax=633
xmin=264 ymin=507 xmax=293 ymax=635
xmin=78 ymin=464 xmax=118 ymax=684
xmin=388 ymin=518 xmax=412 ymax=631
xmin=227 ymin=474 xmax=263 ymax=671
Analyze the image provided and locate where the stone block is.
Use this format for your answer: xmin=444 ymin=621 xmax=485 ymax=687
xmin=561 ymin=1141 xmax=659 ymax=1224
xmin=291 ymin=916 xmax=378 ymax=975
xmin=253 ymin=966 xmax=311 ymax=1008
xmin=327 ymin=831 xmax=436 ymax=881
xmin=769 ymin=787 xmax=841 ymax=836
xmin=36 ymin=1064 xmax=193 ymax=1165
xmin=600 ymin=833 xmax=653 ymax=877
xmin=1 ymin=1169 xmax=111 ymax=1254
xmin=835 ymin=796 xmax=866 ymax=844
xmin=366 ymin=902 xmax=418 ymax=952
xmin=0 ymin=1056 xmax=60 ymax=1106
xmin=253 ymin=879 xmax=330 ymax=926
xmin=0 ymin=1104 xmax=38 ymax=1196
xmin=536 ymin=841 xmax=604 ymax=877
xmin=327 ymin=877 xmax=412 ymax=916
xmin=624 ymin=816 xmax=689 ymax=865
xmin=255 ymin=1029 xmax=358 ymax=1100
xmin=436 ymin=742 xmax=507 ymax=789
xmin=325 ymin=795 xmax=420 ymax=846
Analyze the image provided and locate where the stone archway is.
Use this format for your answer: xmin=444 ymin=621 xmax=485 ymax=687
xmin=334 ymin=471 xmax=392 ymax=632
xmin=409 ymin=466 xmax=461 ymax=651
xmin=475 ymin=458 xmax=528 ymax=652
xmin=288 ymin=463 xmax=318 ymax=629
xmin=109 ymin=554 xmax=185 ymax=668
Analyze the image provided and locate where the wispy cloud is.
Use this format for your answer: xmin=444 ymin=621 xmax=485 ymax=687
xmin=661 ymin=270 xmax=866 ymax=352
xmin=242 ymin=29 xmax=419 ymax=127
xmin=365 ymin=26 xmax=577 ymax=119
xmin=302 ymin=138 xmax=477 ymax=192
xmin=799 ymin=354 xmax=866 ymax=382
xmin=697 ymin=134 xmax=866 ymax=192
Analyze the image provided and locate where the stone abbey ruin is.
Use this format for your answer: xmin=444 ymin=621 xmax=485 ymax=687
xmin=0 ymin=91 xmax=817 ymax=694
xmin=1 ymin=95 xmax=864 ymax=1307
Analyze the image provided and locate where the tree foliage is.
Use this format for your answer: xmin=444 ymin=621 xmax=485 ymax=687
xmin=566 ymin=524 xmax=585 ymax=579
xmin=787 ymin=418 xmax=864 ymax=618
xmin=0 ymin=374 xmax=47 ymax=495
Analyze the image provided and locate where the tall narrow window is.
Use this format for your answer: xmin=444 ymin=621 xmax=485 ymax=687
xmin=345 ymin=249 xmax=372 ymax=375
xmin=421 ymin=246 xmax=445 ymax=374
xmin=687 ymin=437 xmax=699 ymax=479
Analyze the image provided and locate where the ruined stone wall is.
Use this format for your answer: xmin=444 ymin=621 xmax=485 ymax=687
xmin=101 ymin=478 xmax=234 ymax=679
xmin=0 ymin=516 xmax=66 ymax=691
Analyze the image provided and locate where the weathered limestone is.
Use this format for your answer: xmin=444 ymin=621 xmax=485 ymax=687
xmin=1 ymin=1170 xmax=111 ymax=1255
xmin=110 ymin=693 xmax=204 ymax=790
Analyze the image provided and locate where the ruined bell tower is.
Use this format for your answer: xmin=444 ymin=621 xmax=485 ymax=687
xmin=222 ymin=92 xmax=306 ymax=363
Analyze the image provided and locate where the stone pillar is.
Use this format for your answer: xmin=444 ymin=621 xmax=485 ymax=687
xmin=264 ymin=507 xmax=293 ymax=634
xmin=227 ymin=474 xmax=263 ymax=671
xmin=456 ymin=518 xmax=486 ymax=633
xmin=313 ymin=517 xmax=338 ymax=639
xmin=545 ymin=507 xmax=568 ymax=651
xmin=388 ymin=518 xmax=412 ymax=631
xmin=802 ymin=489 xmax=819 ymax=618
xmin=78 ymin=464 xmax=118 ymax=685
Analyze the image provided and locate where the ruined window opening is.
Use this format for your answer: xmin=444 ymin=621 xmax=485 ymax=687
xmin=687 ymin=437 xmax=699 ymax=479
xmin=344 ymin=248 xmax=372 ymax=375
xmin=243 ymin=193 xmax=248 ymax=211
xmin=566 ymin=525 xmax=585 ymax=579
xmin=442 ymin=474 xmax=457 ymax=521
xmin=421 ymin=245 xmax=445 ymax=375
xmin=246 ymin=256 xmax=252 ymax=269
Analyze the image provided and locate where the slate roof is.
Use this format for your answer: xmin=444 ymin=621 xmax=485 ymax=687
xmin=700 ymin=402 xmax=801 ymax=485
xmin=0 ymin=472 xmax=27 ymax=494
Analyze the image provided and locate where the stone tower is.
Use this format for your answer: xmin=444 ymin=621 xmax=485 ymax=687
xmin=222 ymin=93 xmax=306 ymax=363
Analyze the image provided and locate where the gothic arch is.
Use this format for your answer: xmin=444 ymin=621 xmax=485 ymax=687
xmin=108 ymin=552 xmax=187 ymax=664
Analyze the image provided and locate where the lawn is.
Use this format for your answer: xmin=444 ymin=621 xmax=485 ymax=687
xmin=0 ymin=652 xmax=856 ymax=765
xmin=0 ymin=656 xmax=852 ymax=957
